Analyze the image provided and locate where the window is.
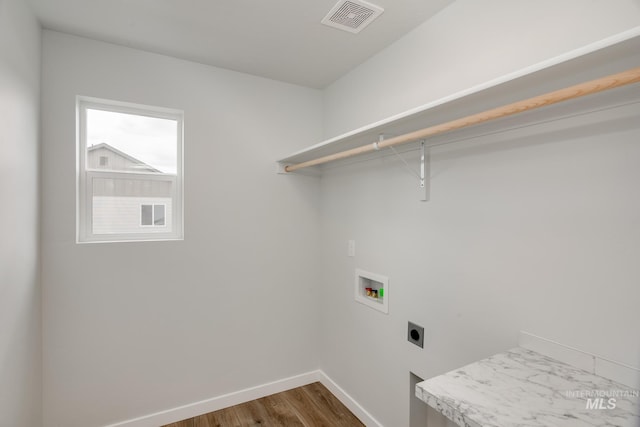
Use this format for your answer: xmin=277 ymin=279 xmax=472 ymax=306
xmin=77 ymin=97 xmax=183 ymax=242
xmin=141 ymin=204 xmax=165 ymax=227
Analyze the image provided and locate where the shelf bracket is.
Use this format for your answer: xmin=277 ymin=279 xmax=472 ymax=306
xmin=420 ymin=141 xmax=430 ymax=202
xmin=385 ymin=135 xmax=430 ymax=202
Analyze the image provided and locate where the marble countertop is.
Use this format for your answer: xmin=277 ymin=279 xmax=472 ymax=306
xmin=415 ymin=347 xmax=640 ymax=427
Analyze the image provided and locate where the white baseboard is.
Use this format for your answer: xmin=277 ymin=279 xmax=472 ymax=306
xmin=103 ymin=371 xmax=322 ymax=427
xmin=103 ymin=370 xmax=383 ymax=427
xmin=317 ymin=371 xmax=384 ymax=427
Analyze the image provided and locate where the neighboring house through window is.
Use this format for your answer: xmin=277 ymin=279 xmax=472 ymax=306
xmin=77 ymin=97 xmax=183 ymax=242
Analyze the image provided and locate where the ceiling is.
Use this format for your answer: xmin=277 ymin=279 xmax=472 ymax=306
xmin=27 ymin=0 xmax=453 ymax=88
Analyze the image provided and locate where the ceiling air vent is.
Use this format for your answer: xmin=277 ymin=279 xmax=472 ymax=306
xmin=321 ymin=0 xmax=384 ymax=34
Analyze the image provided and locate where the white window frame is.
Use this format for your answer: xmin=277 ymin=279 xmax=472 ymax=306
xmin=77 ymin=96 xmax=184 ymax=243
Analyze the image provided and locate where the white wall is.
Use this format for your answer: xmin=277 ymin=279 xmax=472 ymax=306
xmin=323 ymin=0 xmax=640 ymax=137
xmin=34 ymin=2 xmax=640 ymax=426
xmin=41 ymin=31 xmax=323 ymax=427
xmin=0 ymin=1 xmax=42 ymax=426
xmin=320 ymin=1 xmax=640 ymax=426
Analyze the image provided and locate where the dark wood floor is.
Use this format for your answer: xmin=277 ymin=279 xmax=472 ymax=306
xmin=162 ymin=382 xmax=364 ymax=427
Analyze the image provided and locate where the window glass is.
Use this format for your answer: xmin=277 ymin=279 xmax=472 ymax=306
xmin=77 ymin=97 xmax=183 ymax=242
xmin=86 ymin=108 xmax=177 ymax=174
xmin=154 ymin=205 xmax=165 ymax=226
xmin=141 ymin=205 xmax=153 ymax=226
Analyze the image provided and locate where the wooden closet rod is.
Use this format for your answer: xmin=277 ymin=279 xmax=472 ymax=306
xmin=285 ymin=66 xmax=640 ymax=173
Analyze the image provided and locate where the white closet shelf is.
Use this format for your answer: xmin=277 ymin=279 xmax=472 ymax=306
xmin=276 ymin=27 xmax=640 ymax=174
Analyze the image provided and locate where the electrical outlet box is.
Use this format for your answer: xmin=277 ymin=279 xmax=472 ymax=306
xmin=407 ymin=322 xmax=424 ymax=348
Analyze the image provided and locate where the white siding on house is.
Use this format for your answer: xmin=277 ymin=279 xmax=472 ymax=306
xmin=92 ymin=176 xmax=172 ymax=197
xmin=90 ymin=175 xmax=174 ymax=235
xmin=92 ymin=196 xmax=172 ymax=234
xmin=87 ymin=145 xmax=160 ymax=173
